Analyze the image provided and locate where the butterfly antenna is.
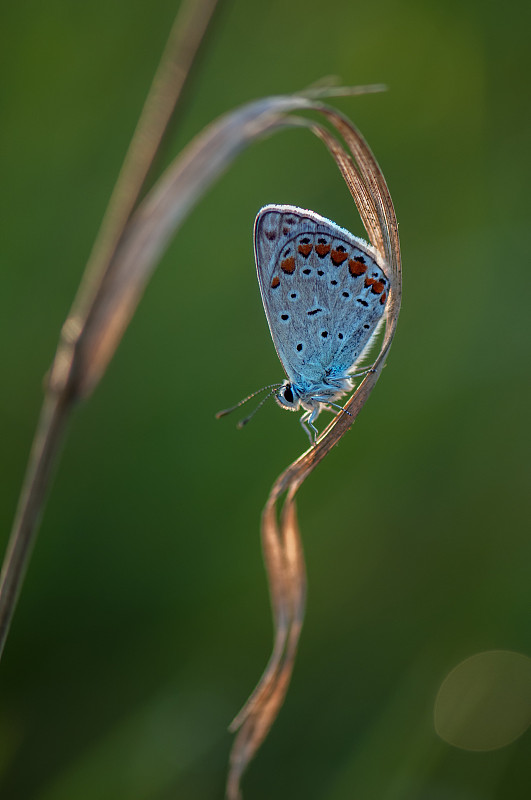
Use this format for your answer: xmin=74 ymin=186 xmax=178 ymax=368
xmin=215 ymin=384 xmax=282 ymax=420
xmin=237 ymin=385 xmax=279 ymax=429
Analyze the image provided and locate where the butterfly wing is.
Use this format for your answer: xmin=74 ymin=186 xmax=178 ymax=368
xmin=254 ymin=205 xmax=389 ymax=386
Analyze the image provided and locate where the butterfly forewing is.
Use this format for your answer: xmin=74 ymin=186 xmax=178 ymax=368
xmin=254 ymin=205 xmax=388 ymax=385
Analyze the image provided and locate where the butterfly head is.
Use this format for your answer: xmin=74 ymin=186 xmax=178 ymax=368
xmin=275 ymin=381 xmax=301 ymax=412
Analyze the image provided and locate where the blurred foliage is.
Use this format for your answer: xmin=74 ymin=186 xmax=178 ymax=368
xmin=1 ymin=0 xmax=530 ymax=798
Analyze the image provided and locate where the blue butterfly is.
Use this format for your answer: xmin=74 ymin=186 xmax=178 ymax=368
xmin=218 ymin=205 xmax=389 ymax=442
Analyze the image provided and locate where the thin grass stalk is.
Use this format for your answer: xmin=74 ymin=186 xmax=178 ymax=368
xmin=0 ymin=0 xmax=221 ymax=660
xmin=67 ymin=0 xmax=221 ymax=332
xmin=226 ymin=105 xmax=401 ymax=798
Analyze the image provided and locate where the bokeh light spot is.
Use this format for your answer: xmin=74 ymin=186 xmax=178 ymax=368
xmin=434 ymin=650 xmax=531 ymax=751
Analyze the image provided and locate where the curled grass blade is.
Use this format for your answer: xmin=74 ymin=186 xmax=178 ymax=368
xmin=226 ymin=101 xmax=401 ymax=799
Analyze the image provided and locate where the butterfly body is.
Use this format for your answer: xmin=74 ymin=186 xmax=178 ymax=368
xmin=254 ymin=205 xmax=389 ymax=441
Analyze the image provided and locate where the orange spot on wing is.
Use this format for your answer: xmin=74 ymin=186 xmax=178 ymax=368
xmin=315 ymin=243 xmax=331 ymax=257
xmin=348 ymin=259 xmax=367 ymax=276
xmin=364 ymin=277 xmax=376 ymax=288
xmin=380 ymin=291 xmax=387 ymax=305
xmin=371 ymin=280 xmax=384 ymax=294
xmin=271 ymin=276 xmax=280 ymax=288
xmin=298 ymin=243 xmax=313 ymax=257
xmin=331 ymin=249 xmax=349 ymax=266
xmin=281 ymin=256 xmax=296 ymax=274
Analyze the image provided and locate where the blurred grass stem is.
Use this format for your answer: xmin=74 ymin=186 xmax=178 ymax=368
xmin=0 ymin=394 xmax=70 ymax=654
xmin=0 ymin=0 xmax=220 ymax=659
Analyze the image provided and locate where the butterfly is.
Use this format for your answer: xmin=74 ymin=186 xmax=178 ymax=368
xmin=218 ymin=205 xmax=389 ymax=443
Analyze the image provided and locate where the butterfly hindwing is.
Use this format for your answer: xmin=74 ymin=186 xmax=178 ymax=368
xmin=254 ymin=205 xmax=388 ymax=385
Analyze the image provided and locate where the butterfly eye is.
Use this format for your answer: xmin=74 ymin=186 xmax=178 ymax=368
xmin=283 ymin=385 xmax=294 ymax=403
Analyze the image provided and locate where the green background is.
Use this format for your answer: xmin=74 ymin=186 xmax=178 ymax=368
xmin=1 ymin=0 xmax=530 ymax=798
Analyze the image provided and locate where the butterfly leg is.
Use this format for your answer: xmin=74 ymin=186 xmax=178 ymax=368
xmin=300 ymin=410 xmax=319 ymax=444
xmin=315 ymin=400 xmax=352 ymax=418
xmin=349 ymin=364 xmax=377 ymax=379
